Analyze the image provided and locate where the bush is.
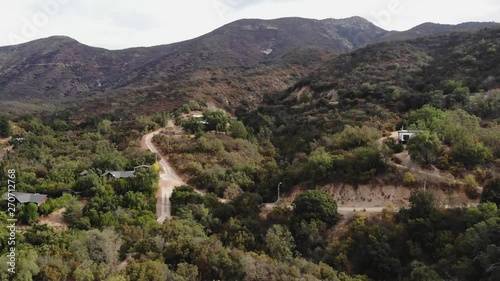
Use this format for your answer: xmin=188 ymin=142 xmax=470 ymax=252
xmin=403 ymin=172 xmax=416 ymax=186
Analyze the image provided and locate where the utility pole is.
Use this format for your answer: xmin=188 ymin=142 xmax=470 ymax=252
xmin=277 ymin=182 xmax=282 ymax=202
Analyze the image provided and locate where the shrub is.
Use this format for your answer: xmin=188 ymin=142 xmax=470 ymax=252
xmin=403 ymin=172 xmax=416 ymax=186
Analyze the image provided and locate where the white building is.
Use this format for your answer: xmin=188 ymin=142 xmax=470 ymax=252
xmin=397 ymin=127 xmax=423 ymax=144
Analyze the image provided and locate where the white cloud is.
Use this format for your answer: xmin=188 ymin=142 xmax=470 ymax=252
xmin=0 ymin=0 xmax=498 ymax=49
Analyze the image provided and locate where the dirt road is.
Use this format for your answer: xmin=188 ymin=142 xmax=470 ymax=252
xmin=142 ymin=128 xmax=185 ymax=223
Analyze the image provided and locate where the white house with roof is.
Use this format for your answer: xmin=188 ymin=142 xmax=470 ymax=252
xmin=397 ymin=127 xmax=424 ymax=144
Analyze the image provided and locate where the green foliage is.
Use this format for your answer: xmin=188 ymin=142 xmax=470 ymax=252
xmin=481 ymin=178 xmax=500 ymax=206
xmin=464 ymin=175 xmax=480 ymax=199
xmin=265 ymin=225 xmax=296 ymax=262
xmin=181 ymin=104 xmax=191 ymax=113
xmin=407 ymin=105 xmax=445 ymax=130
xmin=407 ymin=132 xmax=442 ymax=165
xmin=97 ymin=119 xmax=112 ymax=135
xmin=452 ymin=138 xmax=492 ymax=169
xmin=229 ymin=121 xmax=248 ymax=139
xmin=203 ymin=110 xmax=230 ymax=132
xmin=126 ymin=261 xmax=178 ymax=281
xmin=408 ymin=190 xmax=436 ymax=219
xmin=403 ymin=172 xmax=416 ymax=186
xmin=328 ymin=125 xmax=381 ymax=150
xmin=39 ymin=194 xmax=74 ymax=215
xmin=0 ymin=248 xmax=40 ymax=281
xmin=19 ymin=203 xmax=39 ymax=225
xmin=171 ymin=185 xmax=204 ymax=215
xmin=307 ymin=147 xmax=334 ymax=182
xmin=292 ymin=190 xmax=338 ymax=225
xmin=232 ymin=192 xmax=263 ymax=218
xmin=181 ymin=118 xmax=205 ymax=134
xmin=0 ymin=115 xmax=12 ymax=138
xmin=409 ymin=261 xmax=441 ymax=281
xmin=343 ymin=147 xmax=385 ymax=184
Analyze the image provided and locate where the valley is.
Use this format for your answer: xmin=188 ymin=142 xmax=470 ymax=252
xmin=0 ymin=15 xmax=499 ymax=281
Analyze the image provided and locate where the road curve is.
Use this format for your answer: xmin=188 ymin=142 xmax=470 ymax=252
xmin=142 ymin=128 xmax=185 ymax=223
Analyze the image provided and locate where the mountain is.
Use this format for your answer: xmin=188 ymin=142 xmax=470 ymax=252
xmin=0 ymin=17 xmax=498 ymax=116
xmin=382 ymin=21 xmax=500 ymax=42
xmin=300 ymin=26 xmax=500 ymax=96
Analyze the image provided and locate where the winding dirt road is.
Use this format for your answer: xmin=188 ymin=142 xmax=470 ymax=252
xmin=142 ymin=128 xmax=185 ymax=223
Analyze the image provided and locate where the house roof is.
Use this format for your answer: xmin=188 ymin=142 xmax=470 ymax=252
xmin=3 ymin=192 xmax=48 ymax=204
xmin=102 ymin=171 xmax=136 ymax=179
xmin=134 ymin=165 xmax=151 ymax=170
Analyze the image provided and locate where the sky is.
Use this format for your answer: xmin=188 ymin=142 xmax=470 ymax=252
xmin=1 ymin=0 xmax=499 ymax=49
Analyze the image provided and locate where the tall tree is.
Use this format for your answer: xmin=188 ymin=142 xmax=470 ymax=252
xmin=0 ymin=115 xmax=11 ymax=138
xmin=407 ymin=132 xmax=442 ymax=165
xmin=292 ymin=190 xmax=338 ymax=225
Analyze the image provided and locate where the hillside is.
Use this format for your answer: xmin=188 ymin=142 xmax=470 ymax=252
xmin=1 ymin=17 xmax=498 ymax=117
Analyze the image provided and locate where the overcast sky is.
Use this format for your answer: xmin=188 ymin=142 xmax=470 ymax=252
xmin=1 ymin=0 xmax=499 ymax=49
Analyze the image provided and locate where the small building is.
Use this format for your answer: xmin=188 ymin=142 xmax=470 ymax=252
xmin=191 ymin=114 xmax=204 ymax=119
xmin=3 ymin=192 xmax=48 ymax=207
xmin=397 ymin=127 xmax=423 ymax=144
xmin=101 ymin=171 xmax=136 ymax=180
xmin=134 ymin=165 xmax=151 ymax=171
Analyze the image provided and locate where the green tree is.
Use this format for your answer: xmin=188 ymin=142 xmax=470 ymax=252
xmin=126 ymin=261 xmax=178 ymax=281
xmin=265 ymin=225 xmax=296 ymax=262
xmin=97 ymin=119 xmax=112 ymax=135
xmin=181 ymin=104 xmax=191 ymax=113
xmin=408 ymin=190 xmax=436 ymax=219
xmin=64 ymin=197 xmax=83 ymax=228
xmin=481 ymin=179 xmax=500 ymax=206
xmin=452 ymin=138 xmax=492 ymax=169
xmin=0 ymin=115 xmax=11 ymax=138
xmin=407 ymin=105 xmax=445 ymax=130
xmin=292 ymin=190 xmax=338 ymax=225
xmin=170 ymin=185 xmax=204 ymax=215
xmin=20 ymin=203 xmax=39 ymax=225
xmin=409 ymin=261 xmax=442 ymax=281
xmin=229 ymin=121 xmax=248 ymax=139
xmin=307 ymin=147 xmax=333 ymax=181
xmin=203 ymin=110 xmax=229 ymax=132
xmin=407 ymin=132 xmax=442 ymax=165
xmin=0 ymin=248 xmax=40 ymax=281
xmin=232 ymin=192 xmax=263 ymax=218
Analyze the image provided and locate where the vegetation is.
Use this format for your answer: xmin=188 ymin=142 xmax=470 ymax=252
xmin=1 ymin=23 xmax=500 ymax=281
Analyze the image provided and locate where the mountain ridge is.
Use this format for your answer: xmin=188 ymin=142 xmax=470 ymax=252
xmin=0 ymin=16 xmax=499 ymax=115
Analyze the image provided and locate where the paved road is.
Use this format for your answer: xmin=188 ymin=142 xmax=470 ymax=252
xmin=142 ymin=128 xmax=184 ymax=223
xmin=263 ymin=203 xmax=388 ymax=214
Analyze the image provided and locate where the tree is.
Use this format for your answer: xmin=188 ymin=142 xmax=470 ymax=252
xmin=20 ymin=203 xmax=39 ymax=225
xmin=452 ymin=138 xmax=492 ymax=169
xmin=229 ymin=121 xmax=248 ymax=139
xmin=170 ymin=185 xmax=204 ymax=215
xmin=232 ymin=192 xmax=263 ymax=218
xmin=481 ymin=178 xmax=500 ymax=206
xmin=265 ymin=225 xmax=296 ymax=262
xmin=409 ymin=261 xmax=442 ymax=281
xmin=292 ymin=190 xmax=338 ymax=225
xmin=97 ymin=119 xmax=112 ymax=135
xmin=407 ymin=105 xmax=444 ymax=130
xmin=407 ymin=132 xmax=442 ymax=165
xmin=307 ymin=147 xmax=333 ymax=181
xmin=0 ymin=115 xmax=11 ymax=138
xmin=126 ymin=261 xmax=179 ymax=281
xmin=203 ymin=110 xmax=229 ymax=132
xmin=0 ymin=248 xmax=40 ymax=281
xmin=181 ymin=104 xmax=191 ymax=113
xmin=408 ymin=190 xmax=436 ymax=219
